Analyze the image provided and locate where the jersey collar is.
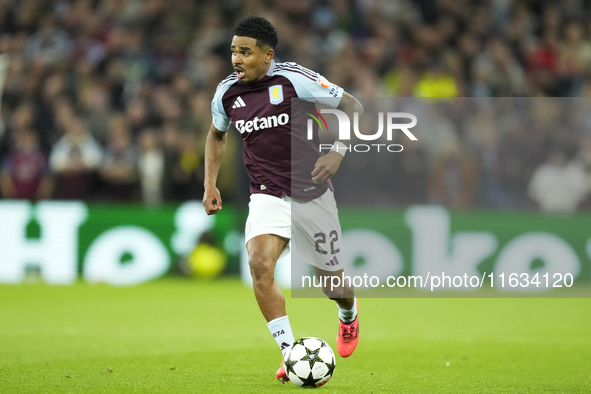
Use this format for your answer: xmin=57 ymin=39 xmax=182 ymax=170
xmin=266 ymin=59 xmax=276 ymax=76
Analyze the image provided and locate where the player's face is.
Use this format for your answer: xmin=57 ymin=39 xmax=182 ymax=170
xmin=231 ymin=36 xmax=273 ymax=85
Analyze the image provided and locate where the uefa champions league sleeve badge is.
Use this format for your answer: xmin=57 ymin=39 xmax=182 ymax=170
xmin=269 ymin=85 xmax=284 ymax=105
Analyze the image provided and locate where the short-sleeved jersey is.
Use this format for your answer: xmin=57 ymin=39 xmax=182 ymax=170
xmin=211 ymin=60 xmax=343 ymax=202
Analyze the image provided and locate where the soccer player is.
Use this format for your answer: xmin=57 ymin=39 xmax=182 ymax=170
xmin=203 ymin=16 xmax=362 ymax=384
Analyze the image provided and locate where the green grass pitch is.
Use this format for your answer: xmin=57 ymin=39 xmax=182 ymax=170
xmin=0 ymin=278 xmax=589 ymax=393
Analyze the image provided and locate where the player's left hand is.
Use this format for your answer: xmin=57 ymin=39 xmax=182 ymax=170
xmin=311 ymin=151 xmax=343 ymax=183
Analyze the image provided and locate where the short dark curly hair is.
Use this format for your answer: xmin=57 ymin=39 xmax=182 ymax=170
xmin=233 ymin=16 xmax=278 ymax=49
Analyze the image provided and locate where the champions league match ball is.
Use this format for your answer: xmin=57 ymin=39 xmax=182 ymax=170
xmin=285 ymin=337 xmax=336 ymax=388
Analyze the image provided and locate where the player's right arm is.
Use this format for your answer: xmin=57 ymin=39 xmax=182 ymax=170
xmin=203 ymin=123 xmax=226 ymax=215
xmin=205 ymin=76 xmax=234 ymax=215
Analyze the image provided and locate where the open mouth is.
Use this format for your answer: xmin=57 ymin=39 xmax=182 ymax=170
xmin=235 ymin=68 xmax=245 ymax=79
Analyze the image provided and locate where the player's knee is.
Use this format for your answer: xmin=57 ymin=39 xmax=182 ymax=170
xmin=248 ymin=254 xmax=274 ymax=285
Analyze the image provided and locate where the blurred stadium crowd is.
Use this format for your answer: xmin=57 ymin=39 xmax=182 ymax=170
xmin=0 ymin=0 xmax=591 ymax=211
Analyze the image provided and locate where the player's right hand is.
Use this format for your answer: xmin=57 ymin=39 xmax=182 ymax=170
xmin=203 ymin=186 xmax=222 ymax=215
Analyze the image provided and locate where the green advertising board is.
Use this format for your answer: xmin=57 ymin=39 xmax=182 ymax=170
xmin=0 ymin=201 xmax=589 ymax=296
xmin=0 ymin=200 xmax=243 ymax=285
xmin=290 ymin=206 xmax=591 ymax=296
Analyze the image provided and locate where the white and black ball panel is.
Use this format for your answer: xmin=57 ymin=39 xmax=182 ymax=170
xmin=311 ymin=361 xmax=329 ymax=379
xmin=285 ymin=337 xmax=336 ymax=388
xmin=302 ymin=337 xmax=322 ymax=351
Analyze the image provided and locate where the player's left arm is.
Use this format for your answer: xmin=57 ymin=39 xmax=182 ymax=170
xmin=311 ymin=92 xmax=363 ymax=183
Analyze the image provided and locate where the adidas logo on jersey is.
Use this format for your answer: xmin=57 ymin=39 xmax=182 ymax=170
xmin=232 ymin=96 xmax=246 ymax=108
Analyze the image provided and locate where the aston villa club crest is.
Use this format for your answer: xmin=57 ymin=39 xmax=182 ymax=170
xmin=269 ymin=85 xmax=283 ymax=105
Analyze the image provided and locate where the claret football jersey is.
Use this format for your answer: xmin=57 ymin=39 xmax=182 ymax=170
xmin=211 ymin=60 xmax=344 ymax=202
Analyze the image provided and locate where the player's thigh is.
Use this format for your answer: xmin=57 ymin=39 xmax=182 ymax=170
xmin=293 ymin=190 xmax=343 ymax=271
xmin=246 ymin=234 xmax=289 ymax=275
xmin=245 ymin=193 xmax=292 ymax=259
xmin=313 ymin=266 xmax=344 ymax=285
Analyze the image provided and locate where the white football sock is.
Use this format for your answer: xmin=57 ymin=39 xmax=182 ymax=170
xmin=267 ymin=316 xmax=295 ymax=358
xmin=337 ymin=298 xmax=357 ymax=324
